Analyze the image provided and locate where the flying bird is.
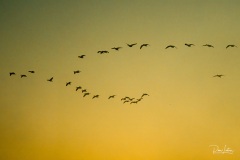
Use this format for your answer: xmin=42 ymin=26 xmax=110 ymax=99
xmin=82 ymin=89 xmax=87 ymax=93
xmin=121 ymin=96 xmax=130 ymax=101
xmin=203 ymin=44 xmax=214 ymax=48
xmin=140 ymin=44 xmax=149 ymax=49
xmin=76 ymin=86 xmax=82 ymax=91
xmin=74 ymin=70 xmax=80 ymax=74
xmin=185 ymin=43 xmax=195 ymax=47
xmin=83 ymin=92 xmax=90 ymax=97
xmin=130 ymin=101 xmax=138 ymax=104
xmin=108 ymin=95 xmax=116 ymax=99
xmin=92 ymin=95 xmax=99 ymax=99
xmin=9 ymin=72 xmax=16 ymax=76
xmin=126 ymin=43 xmax=137 ymax=47
xmin=78 ymin=55 xmax=86 ymax=58
xmin=47 ymin=77 xmax=53 ymax=82
xmin=66 ymin=82 xmax=71 ymax=86
xmin=226 ymin=45 xmax=237 ymax=49
xmin=28 ymin=71 xmax=35 ymax=73
xmin=123 ymin=100 xmax=129 ymax=104
xmin=165 ymin=45 xmax=177 ymax=49
xmin=102 ymin=50 xmax=109 ymax=53
xmin=20 ymin=74 xmax=27 ymax=78
xmin=213 ymin=74 xmax=224 ymax=78
xmin=141 ymin=93 xmax=149 ymax=97
xmin=111 ymin=47 xmax=122 ymax=51
xmin=97 ymin=50 xmax=109 ymax=54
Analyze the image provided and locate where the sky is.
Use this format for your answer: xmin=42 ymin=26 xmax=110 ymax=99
xmin=0 ymin=0 xmax=240 ymax=159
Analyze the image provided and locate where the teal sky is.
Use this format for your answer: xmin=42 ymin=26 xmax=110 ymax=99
xmin=1 ymin=1 xmax=240 ymax=160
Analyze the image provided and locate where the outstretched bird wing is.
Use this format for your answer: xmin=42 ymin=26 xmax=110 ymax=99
xmin=21 ymin=75 xmax=27 ymax=78
xmin=140 ymin=44 xmax=148 ymax=49
xmin=47 ymin=77 xmax=53 ymax=82
xmin=78 ymin=55 xmax=86 ymax=58
xmin=10 ymin=72 xmax=16 ymax=76
xmin=213 ymin=74 xmax=224 ymax=78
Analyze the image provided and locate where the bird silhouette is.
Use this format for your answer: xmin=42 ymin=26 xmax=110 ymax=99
xmin=203 ymin=44 xmax=214 ymax=48
xmin=76 ymin=86 xmax=82 ymax=91
xmin=213 ymin=74 xmax=224 ymax=78
xmin=165 ymin=45 xmax=177 ymax=49
xmin=98 ymin=50 xmax=109 ymax=54
xmin=126 ymin=43 xmax=137 ymax=47
xmin=47 ymin=77 xmax=53 ymax=82
xmin=111 ymin=47 xmax=122 ymax=51
xmin=78 ymin=55 xmax=86 ymax=58
xmin=82 ymin=89 xmax=87 ymax=93
xmin=121 ymin=96 xmax=131 ymax=101
xmin=130 ymin=101 xmax=138 ymax=104
xmin=20 ymin=74 xmax=27 ymax=78
xmin=66 ymin=82 xmax=71 ymax=86
xmin=140 ymin=44 xmax=149 ymax=49
xmin=226 ymin=45 xmax=237 ymax=49
xmin=28 ymin=71 xmax=35 ymax=73
xmin=103 ymin=50 xmax=109 ymax=53
xmin=92 ymin=95 xmax=99 ymax=99
xmin=123 ymin=100 xmax=129 ymax=104
xmin=141 ymin=93 xmax=149 ymax=97
xmin=185 ymin=43 xmax=195 ymax=47
xmin=83 ymin=92 xmax=90 ymax=97
xmin=9 ymin=72 xmax=16 ymax=76
xmin=74 ymin=70 xmax=80 ymax=74
xmin=108 ymin=95 xmax=116 ymax=99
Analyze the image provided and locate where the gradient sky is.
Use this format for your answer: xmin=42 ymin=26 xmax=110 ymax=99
xmin=1 ymin=0 xmax=240 ymax=160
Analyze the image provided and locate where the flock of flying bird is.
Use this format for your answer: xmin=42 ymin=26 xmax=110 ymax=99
xmin=8 ymin=42 xmax=237 ymax=104
xmin=95 ymin=42 xmax=237 ymax=78
xmin=8 ymin=49 xmax=150 ymax=104
xmin=9 ymin=68 xmax=150 ymax=104
xmin=96 ymin=43 xmax=237 ymax=54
